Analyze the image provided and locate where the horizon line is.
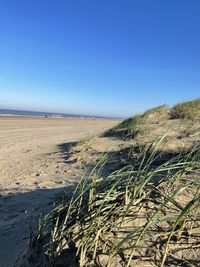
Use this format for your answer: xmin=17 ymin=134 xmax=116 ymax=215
xmin=0 ymin=107 xmax=124 ymax=119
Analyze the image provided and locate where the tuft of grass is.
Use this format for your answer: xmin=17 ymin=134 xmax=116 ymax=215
xmin=170 ymin=98 xmax=200 ymax=119
xmin=142 ymin=104 xmax=169 ymax=117
xmin=103 ymin=104 xmax=168 ymax=140
xmin=114 ymin=114 xmax=142 ymax=129
xmin=102 ymin=114 xmax=143 ymax=140
xmin=26 ymin=139 xmax=200 ymax=267
xmin=102 ymin=98 xmax=200 ymax=144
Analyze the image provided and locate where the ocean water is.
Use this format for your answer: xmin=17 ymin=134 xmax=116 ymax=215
xmin=0 ymin=108 xmax=112 ymax=119
xmin=0 ymin=108 xmax=91 ymax=118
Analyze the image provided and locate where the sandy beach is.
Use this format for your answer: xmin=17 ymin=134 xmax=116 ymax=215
xmin=0 ymin=116 xmax=119 ymax=267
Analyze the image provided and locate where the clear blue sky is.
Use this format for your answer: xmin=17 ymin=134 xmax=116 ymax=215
xmin=0 ymin=0 xmax=199 ymax=117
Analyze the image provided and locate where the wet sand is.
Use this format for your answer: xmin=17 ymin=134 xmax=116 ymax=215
xmin=0 ymin=116 xmax=119 ymax=267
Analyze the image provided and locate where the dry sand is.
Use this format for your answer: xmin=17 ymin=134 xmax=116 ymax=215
xmin=0 ymin=116 xmax=119 ymax=267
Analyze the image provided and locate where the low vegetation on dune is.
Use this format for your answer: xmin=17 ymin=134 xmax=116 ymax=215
xmin=102 ymin=105 xmax=169 ymax=140
xmin=170 ymin=98 xmax=200 ymax=119
xmin=17 ymin=98 xmax=200 ymax=267
xmin=142 ymin=104 xmax=169 ymax=118
xmin=103 ymin=114 xmax=143 ymax=140
xmin=103 ymin=98 xmax=200 ymax=142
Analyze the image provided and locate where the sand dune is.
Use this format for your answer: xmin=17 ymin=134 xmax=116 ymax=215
xmin=0 ymin=116 xmax=119 ymax=267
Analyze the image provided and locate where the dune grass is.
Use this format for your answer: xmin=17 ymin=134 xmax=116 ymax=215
xmin=27 ymin=138 xmax=200 ymax=267
xmin=170 ymin=98 xmax=200 ymax=119
xmin=102 ymin=105 xmax=169 ymax=140
xmin=103 ymin=98 xmax=200 ymax=142
xmin=102 ymin=114 xmax=143 ymax=140
xmin=23 ymin=98 xmax=200 ymax=266
xmin=142 ymin=104 xmax=168 ymax=117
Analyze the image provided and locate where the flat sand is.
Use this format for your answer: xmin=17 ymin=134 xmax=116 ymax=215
xmin=0 ymin=116 xmax=119 ymax=267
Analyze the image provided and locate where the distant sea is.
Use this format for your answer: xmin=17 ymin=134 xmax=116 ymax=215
xmin=0 ymin=108 xmax=118 ymax=119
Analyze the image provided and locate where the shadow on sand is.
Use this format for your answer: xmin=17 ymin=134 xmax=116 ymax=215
xmin=57 ymin=141 xmax=79 ymax=163
xmin=0 ymin=184 xmax=77 ymax=267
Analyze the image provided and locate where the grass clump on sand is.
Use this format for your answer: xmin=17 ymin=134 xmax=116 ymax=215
xmin=170 ymin=98 xmax=200 ymax=119
xmin=102 ymin=98 xmax=200 ymax=154
xmin=103 ymin=105 xmax=169 ymax=140
xmin=103 ymin=114 xmax=143 ymax=140
xmin=21 ymin=139 xmax=200 ymax=267
xmin=142 ymin=104 xmax=169 ymax=118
